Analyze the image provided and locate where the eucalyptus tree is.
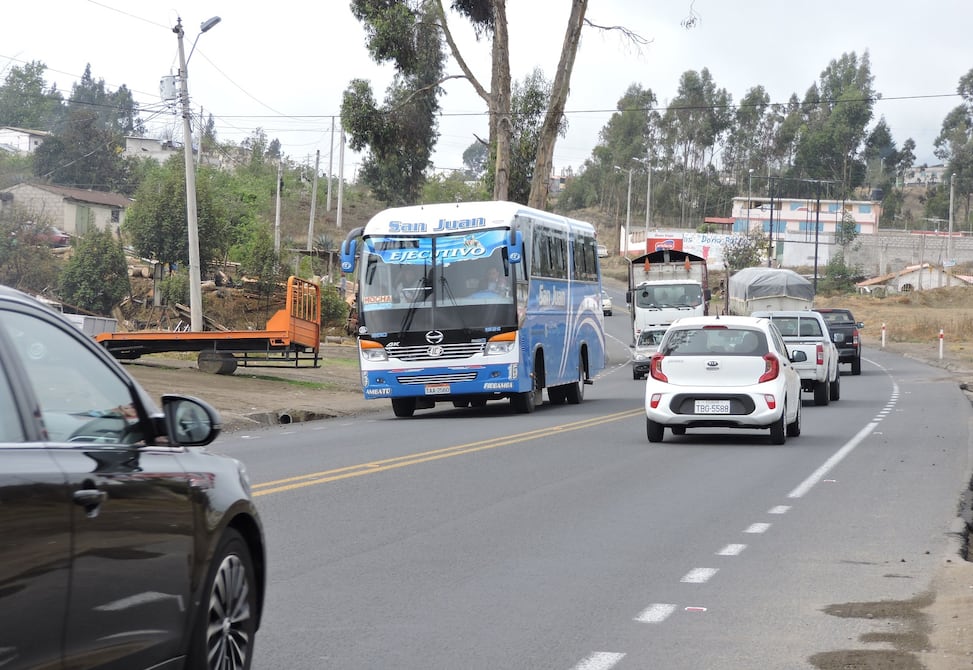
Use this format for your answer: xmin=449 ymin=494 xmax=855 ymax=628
xmin=932 ymin=68 xmax=973 ymax=228
xmin=792 ymin=51 xmax=876 ymax=192
xmin=0 ymin=60 xmax=63 ymax=130
xmin=342 ymin=0 xmax=444 ymax=206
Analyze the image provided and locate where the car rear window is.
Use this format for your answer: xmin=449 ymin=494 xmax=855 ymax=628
xmin=663 ymin=328 xmax=768 ymax=356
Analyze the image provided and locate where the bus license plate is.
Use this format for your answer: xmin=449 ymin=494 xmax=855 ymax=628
xmin=425 ymin=384 xmax=451 ymax=395
xmin=695 ymin=400 xmax=730 ymax=414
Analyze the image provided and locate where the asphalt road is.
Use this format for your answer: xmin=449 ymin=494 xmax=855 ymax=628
xmin=182 ymin=301 xmax=973 ymax=670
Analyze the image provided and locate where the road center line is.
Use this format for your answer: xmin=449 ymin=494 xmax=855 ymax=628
xmin=253 ymin=408 xmax=644 ymax=496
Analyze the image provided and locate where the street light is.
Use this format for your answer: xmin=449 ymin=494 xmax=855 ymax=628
xmin=174 ymin=15 xmax=220 ymax=332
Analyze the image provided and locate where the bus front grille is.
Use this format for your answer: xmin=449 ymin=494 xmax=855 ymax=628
xmin=397 ymin=372 xmax=479 ymax=385
xmin=387 ymin=343 xmax=485 ymax=361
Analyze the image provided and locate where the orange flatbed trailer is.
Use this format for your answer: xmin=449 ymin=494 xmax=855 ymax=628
xmin=96 ymin=276 xmax=322 ymax=372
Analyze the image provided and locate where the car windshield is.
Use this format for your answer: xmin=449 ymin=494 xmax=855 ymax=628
xmin=662 ymin=327 xmax=767 ymax=356
xmin=634 ymin=284 xmax=703 ymax=308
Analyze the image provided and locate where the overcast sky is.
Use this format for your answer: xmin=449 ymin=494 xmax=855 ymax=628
xmin=4 ymin=1 xmax=968 ymax=178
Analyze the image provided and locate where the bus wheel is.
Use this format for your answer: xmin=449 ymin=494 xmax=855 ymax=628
xmin=565 ymin=356 xmax=585 ymax=404
xmin=548 ymin=386 xmax=567 ymax=404
xmin=511 ymin=383 xmax=539 ymax=414
xmin=391 ymin=398 xmax=416 ymax=417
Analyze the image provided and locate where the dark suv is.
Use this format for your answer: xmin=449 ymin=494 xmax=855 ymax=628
xmin=0 ymin=285 xmax=265 ymax=669
xmin=813 ymin=307 xmax=864 ymax=375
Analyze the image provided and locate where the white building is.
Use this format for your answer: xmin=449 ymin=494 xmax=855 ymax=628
xmin=0 ymin=126 xmax=50 ymax=154
xmin=0 ymin=183 xmax=131 ymax=236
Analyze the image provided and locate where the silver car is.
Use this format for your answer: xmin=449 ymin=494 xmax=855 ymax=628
xmin=643 ymin=315 xmax=805 ymax=444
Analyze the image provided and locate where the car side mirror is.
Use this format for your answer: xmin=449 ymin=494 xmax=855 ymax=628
xmin=857 ymin=322 xmax=864 ymax=329
xmin=161 ymin=394 xmax=222 ymax=446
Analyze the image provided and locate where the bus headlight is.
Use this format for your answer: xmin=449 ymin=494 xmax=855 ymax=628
xmin=486 ymin=331 xmax=517 ymax=356
xmin=486 ymin=340 xmax=516 ymax=355
xmin=360 ymin=340 xmax=388 ymax=361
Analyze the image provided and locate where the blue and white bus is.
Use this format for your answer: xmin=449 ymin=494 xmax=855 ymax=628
xmin=340 ymin=201 xmax=606 ymax=417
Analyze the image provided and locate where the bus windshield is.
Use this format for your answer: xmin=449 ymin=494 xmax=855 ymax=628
xmin=358 ymin=229 xmax=519 ymax=334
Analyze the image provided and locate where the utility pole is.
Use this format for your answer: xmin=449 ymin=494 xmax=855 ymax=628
xmin=336 ymin=127 xmax=345 ymax=229
xmin=625 ymin=167 xmax=632 ymax=257
xmin=307 ymin=149 xmax=320 ymax=252
xmin=175 ymin=17 xmax=204 ymax=332
xmin=947 ymin=172 xmax=956 ymax=284
xmin=644 ymin=153 xmax=651 ymax=253
xmin=326 ymin=116 xmax=334 ymax=212
xmin=274 ymin=160 xmax=282 ymax=254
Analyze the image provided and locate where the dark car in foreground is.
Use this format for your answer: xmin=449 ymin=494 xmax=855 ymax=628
xmin=0 ymin=285 xmax=265 ymax=669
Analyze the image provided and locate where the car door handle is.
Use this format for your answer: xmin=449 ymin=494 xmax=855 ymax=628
xmin=73 ymin=489 xmax=108 ymax=517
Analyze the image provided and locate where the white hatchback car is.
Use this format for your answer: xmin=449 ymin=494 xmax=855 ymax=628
xmin=643 ymin=315 xmax=805 ymax=444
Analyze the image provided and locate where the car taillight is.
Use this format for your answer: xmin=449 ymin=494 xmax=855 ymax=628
xmin=650 ymin=353 xmax=668 ymax=382
xmin=816 ymin=343 xmax=824 ymax=365
xmin=763 ymin=393 xmax=777 ymax=410
xmin=758 ymin=352 xmax=780 ymax=383
xmin=852 ymin=328 xmax=860 ymax=347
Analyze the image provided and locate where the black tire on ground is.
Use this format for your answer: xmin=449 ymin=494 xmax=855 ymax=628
xmin=786 ymin=398 xmax=802 ymax=437
xmin=452 ymin=400 xmax=470 ymax=408
xmin=511 ymin=379 xmax=539 ymax=413
xmin=198 ymin=351 xmax=238 ymax=375
xmin=186 ymin=528 xmax=258 ymax=670
xmin=646 ymin=418 xmax=664 ymax=443
xmin=769 ymin=409 xmax=786 ymax=445
xmin=470 ymin=398 xmax=488 ymax=408
xmin=565 ymin=356 xmax=585 ymax=405
xmin=813 ymin=380 xmax=830 ymax=406
xmin=548 ymin=386 xmax=567 ymax=404
xmin=829 ymin=372 xmax=841 ymax=401
xmin=391 ymin=398 xmax=416 ymax=417
xmin=633 ymin=371 xmax=642 ymax=380
xmin=851 ymin=356 xmax=862 ymax=375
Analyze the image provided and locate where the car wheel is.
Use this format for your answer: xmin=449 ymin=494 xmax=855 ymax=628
xmin=813 ymin=380 xmax=830 ymax=406
xmin=670 ymin=426 xmax=686 ymax=436
xmin=786 ymin=397 xmax=802 ymax=437
xmin=769 ymin=409 xmax=786 ymax=445
xmin=391 ymin=398 xmax=416 ymax=417
xmin=633 ymin=370 xmax=642 ymax=380
xmin=829 ymin=371 xmax=841 ymax=401
xmin=646 ymin=418 xmax=664 ymax=443
xmin=851 ymin=356 xmax=862 ymax=376
xmin=187 ymin=528 xmax=258 ymax=670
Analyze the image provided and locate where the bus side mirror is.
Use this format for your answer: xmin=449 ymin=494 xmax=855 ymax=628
xmin=340 ymin=238 xmax=358 ymax=273
xmin=507 ymin=230 xmax=523 ymax=264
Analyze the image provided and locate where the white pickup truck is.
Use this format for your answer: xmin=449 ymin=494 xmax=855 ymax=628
xmin=751 ymin=310 xmax=840 ymax=406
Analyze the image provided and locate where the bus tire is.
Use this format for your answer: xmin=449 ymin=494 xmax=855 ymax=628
xmin=391 ymin=398 xmax=416 ymax=417
xmin=565 ymin=356 xmax=586 ymax=405
xmin=511 ymin=379 xmax=539 ymax=414
xmin=548 ymin=386 xmax=567 ymax=404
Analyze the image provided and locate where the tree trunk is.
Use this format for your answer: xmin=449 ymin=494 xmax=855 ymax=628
xmin=527 ymin=0 xmax=588 ymax=210
xmin=491 ymin=0 xmax=512 ymax=202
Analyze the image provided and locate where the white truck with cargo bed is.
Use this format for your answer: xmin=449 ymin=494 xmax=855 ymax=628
xmin=751 ymin=309 xmax=840 ymax=406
